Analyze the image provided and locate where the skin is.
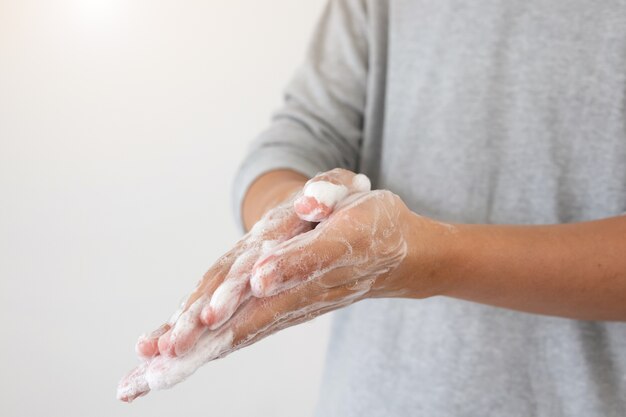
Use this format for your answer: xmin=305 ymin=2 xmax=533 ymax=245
xmin=242 ymin=169 xmax=309 ymax=231
xmin=446 ymin=217 xmax=626 ymax=320
xmin=135 ymin=171 xmax=312 ymax=359
xmin=134 ymin=169 xmax=353 ymax=360
xmin=243 ymin=169 xmax=626 ymax=320
xmin=121 ymin=168 xmax=626 ymax=402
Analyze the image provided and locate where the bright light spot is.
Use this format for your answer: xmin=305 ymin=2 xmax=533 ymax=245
xmin=69 ymin=0 xmax=126 ymax=31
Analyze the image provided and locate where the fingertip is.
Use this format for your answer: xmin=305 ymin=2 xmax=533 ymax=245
xmin=117 ymin=363 xmax=150 ymax=402
xmin=174 ymin=322 xmax=208 ymax=357
xmin=127 ymin=389 xmax=150 ymax=402
xmin=199 ymin=305 xmax=215 ymax=327
xmin=157 ymin=330 xmax=176 ymax=357
xmin=168 ymin=295 xmax=208 ymax=356
xmin=250 ymin=275 xmax=266 ymax=298
xmin=294 ymin=195 xmax=315 ymax=215
xmin=294 ymin=195 xmax=333 ymax=222
xmin=135 ymin=337 xmax=158 ymax=358
xmin=118 ymin=389 xmax=149 ymax=403
xmin=208 ymin=316 xmax=224 ymax=331
xmin=352 ymin=173 xmax=371 ymax=192
xmin=206 ymin=306 xmax=229 ymax=330
xmin=251 ymin=274 xmax=280 ymax=298
xmin=174 ymin=337 xmax=191 ymax=357
xmin=135 ymin=323 xmax=170 ymax=358
xmin=251 ymin=256 xmax=282 ymax=297
xmin=301 ymin=180 xmax=349 ymax=217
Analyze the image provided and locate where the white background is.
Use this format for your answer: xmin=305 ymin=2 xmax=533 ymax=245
xmin=0 ymin=1 xmax=331 ymax=416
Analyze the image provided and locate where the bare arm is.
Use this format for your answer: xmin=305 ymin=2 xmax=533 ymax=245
xmin=241 ymin=169 xmax=308 ymax=231
xmin=118 ymin=169 xmax=625 ymax=402
xmin=434 ymin=216 xmax=626 ymax=321
xmin=243 ymin=171 xmax=626 ymax=321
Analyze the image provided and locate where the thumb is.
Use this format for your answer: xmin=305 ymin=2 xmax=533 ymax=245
xmin=294 ymin=169 xmax=371 ymax=222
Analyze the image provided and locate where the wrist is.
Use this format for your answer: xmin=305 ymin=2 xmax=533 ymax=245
xmin=242 ymin=170 xmax=308 ymax=231
xmin=399 ymin=211 xmax=468 ymax=299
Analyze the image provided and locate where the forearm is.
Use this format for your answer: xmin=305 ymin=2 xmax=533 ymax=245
xmin=435 ymin=215 xmax=626 ymax=321
xmin=241 ymin=170 xmax=309 ymax=231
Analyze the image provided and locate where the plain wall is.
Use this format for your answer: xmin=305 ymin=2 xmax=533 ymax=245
xmin=0 ymin=1 xmax=331 ymax=416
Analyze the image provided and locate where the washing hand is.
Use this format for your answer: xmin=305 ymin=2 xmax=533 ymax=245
xmin=117 ymin=169 xmax=376 ymax=401
xmin=118 ymin=169 xmax=454 ymax=402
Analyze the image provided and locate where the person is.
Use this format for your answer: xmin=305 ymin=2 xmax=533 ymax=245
xmin=119 ymin=0 xmax=626 ymax=415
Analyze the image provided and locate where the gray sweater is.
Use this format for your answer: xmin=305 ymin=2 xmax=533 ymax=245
xmin=233 ymin=0 xmax=626 ymax=416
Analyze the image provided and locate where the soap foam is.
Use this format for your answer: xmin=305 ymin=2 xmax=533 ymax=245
xmin=117 ymin=329 xmax=234 ymax=401
xmin=120 ymin=173 xmax=382 ymax=401
xmin=351 ymin=173 xmax=371 ymax=193
xmin=303 ymin=181 xmax=349 ymax=208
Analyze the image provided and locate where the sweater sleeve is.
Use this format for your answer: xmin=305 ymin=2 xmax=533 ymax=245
xmin=231 ymin=0 xmax=370 ymax=232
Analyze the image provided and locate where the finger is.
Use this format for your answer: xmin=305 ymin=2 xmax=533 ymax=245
xmin=237 ymin=268 xmax=361 ymax=347
xmin=159 ymin=266 xmax=229 ymax=357
xmin=250 ymin=224 xmax=353 ymax=297
xmin=248 ymin=198 xmax=313 ymax=241
xmin=134 ymin=297 xmax=186 ymax=359
xmin=182 ymin=259 xmax=233 ymax=314
xmin=141 ymin=186 xmax=312 ymax=358
xmin=144 ymin=328 xmax=236 ymax=392
xmin=121 ymin=275 xmax=371 ymax=400
xmin=235 ymin=301 xmax=339 ymax=350
xmin=117 ymin=361 xmax=151 ymax=402
xmin=159 ymin=227 xmax=296 ymax=355
xmin=157 ymin=328 xmax=175 ymax=356
xmin=200 ymin=278 xmax=251 ymax=330
xmin=119 ymin=325 xmax=234 ymax=401
xmin=201 ymin=211 xmax=311 ymax=331
xmin=231 ymin=278 xmax=370 ymax=348
xmin=294 ymin=169 xmax=370 ymax=222
xmin=169 ymin=295 xmax=210 ymax=357
xmin=135 ymin=323 xmax=170 ymax=358
xmin=200 ymin=250 xmax=258 ymax=330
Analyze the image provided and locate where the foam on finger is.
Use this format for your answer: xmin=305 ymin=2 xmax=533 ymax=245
xmin=169 ymin=296 xmax=207 ymax=356
xmin=295 ymin=173 xmax=372 ymax=222
xmin=304 ymin=181 xmax=349 ymax=208
xmin=117 ymin=328 xmax=235 ymax=402
xmin=351 ymin=173 xmax=371 ymax=193
xmin=295 ymin=181 xmax=348 ymax=222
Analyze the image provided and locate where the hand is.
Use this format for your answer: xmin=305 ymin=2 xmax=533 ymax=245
xmin=118 ymin=169 xmax=373 ymax=401
xmin=252 ymin=172 xmax=454 ymax=300
xmin=133 ymin=193 xmax=310 ymax=361
xmin=118 ymin=192 xmax=311 ymax=401
xmin=118 ymin=169 xmax=456 ymax=401
xmin=135 ymin=169 xmax=372 ymax=359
